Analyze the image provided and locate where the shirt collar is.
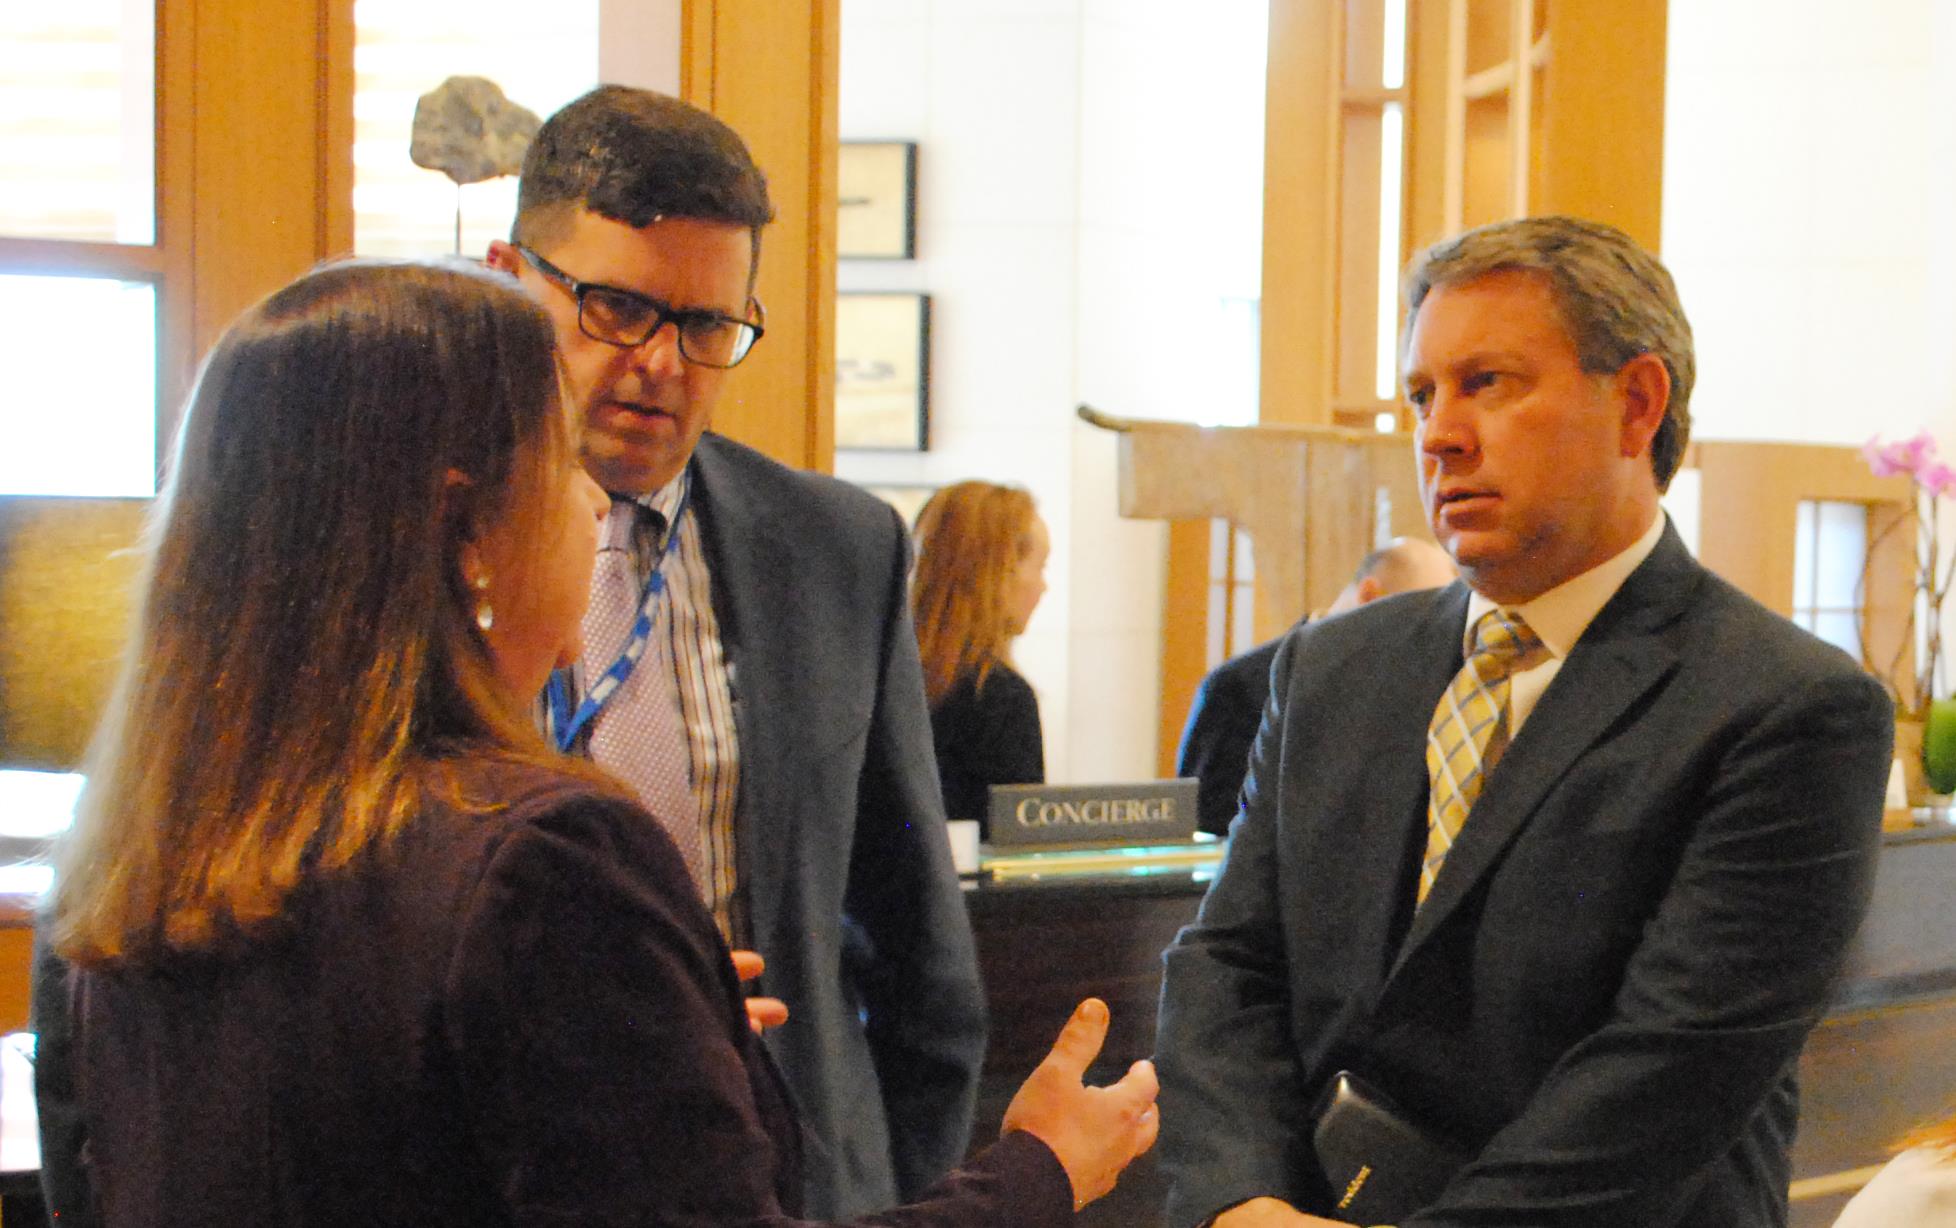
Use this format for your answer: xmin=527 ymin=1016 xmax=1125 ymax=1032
xmin=1464 ymin=511 xmax=1666 ymax=660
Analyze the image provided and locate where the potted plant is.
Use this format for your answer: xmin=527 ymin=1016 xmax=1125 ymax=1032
xmin=1863 ymin=431 xmax=1956 ymax=805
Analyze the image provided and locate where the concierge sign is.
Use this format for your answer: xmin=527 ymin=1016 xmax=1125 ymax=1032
xmin=986 ymin=780 xmax=1200 ymax=851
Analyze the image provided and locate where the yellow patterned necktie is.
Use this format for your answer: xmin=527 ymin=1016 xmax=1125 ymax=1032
xmin=1419 ymin=609 xmax=1548 ymax=903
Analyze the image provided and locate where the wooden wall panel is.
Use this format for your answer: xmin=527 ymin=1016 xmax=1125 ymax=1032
xmin=1536 ymin=0 xmax=1666 ymax=249
xmin=1694 ymin=442 xmax=1914 ymax=619
xmin=1693 ymin=441 xmax=1916 ymax=710
xmin=186 ymin=0 xmax=353 ymax=359
xmin=1259 ymin=0 xmax=1343 ymax=429
xmin=681 ymin=0 xmax=839 ymax=474
xmin=1156 ymin=521 xmax=1211 ymax=777
xmin=0 ymin=927 xmax=32 ymax=1033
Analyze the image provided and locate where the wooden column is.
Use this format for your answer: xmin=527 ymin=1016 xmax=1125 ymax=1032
xmin=177 ymin=0 xmax=354 ymax=369
xmin=1536 ymin=0 xmax=1667 ymax=249
xmin=1258 ymin=0 xmax=1344 ymax=430
xmin=1157 ymin=520 xmax=1211 ymax=776
xmin=682 ymin=0 xmax=839 ymax=474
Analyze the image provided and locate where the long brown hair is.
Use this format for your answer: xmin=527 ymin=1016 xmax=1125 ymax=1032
xmin=911 ymin=481 xmax=1039 ymax=708
xmin=49 ymin=260 xmax=587 ymax=966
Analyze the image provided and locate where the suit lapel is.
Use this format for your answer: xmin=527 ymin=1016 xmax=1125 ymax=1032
xmin=1386 ymin=524 xmax=1702 ymax=980
xmin=688 ymin=436 xmax=798 ymax=944
xmin=1322 ymin=585 xmax=1472 ymax=986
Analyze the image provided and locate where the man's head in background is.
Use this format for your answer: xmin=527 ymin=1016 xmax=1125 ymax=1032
xmin=488 ymin=86 xmax=775 ymax=498
xmin=1324 ymin=536 xmax=1458 ymax=616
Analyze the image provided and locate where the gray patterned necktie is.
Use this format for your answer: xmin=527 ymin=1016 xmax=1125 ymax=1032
xmin=581 ymin=498 xmax=704 ymax=889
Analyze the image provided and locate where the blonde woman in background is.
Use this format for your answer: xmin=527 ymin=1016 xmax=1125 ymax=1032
xmin=912 ymin=482 xmax=1050 ymax=832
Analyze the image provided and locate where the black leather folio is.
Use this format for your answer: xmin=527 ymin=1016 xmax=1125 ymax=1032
xmin=1312 ymin=1071 xmax=1469 ymax=1224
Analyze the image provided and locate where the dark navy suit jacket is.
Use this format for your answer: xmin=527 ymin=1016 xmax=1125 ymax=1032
xmin=1176 ymin=629 xmax=1295 ymax=837
xmin=1156 ymin=525 xmax=1892 ymax=1227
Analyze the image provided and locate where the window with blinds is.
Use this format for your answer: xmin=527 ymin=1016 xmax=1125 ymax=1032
xmin=0 ymin=5 xmax=158 ymax=497
xmin=0 ymin=5 xmax=154 ymax=244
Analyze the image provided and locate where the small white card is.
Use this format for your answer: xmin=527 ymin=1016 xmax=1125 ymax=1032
xmin=945 ymin=820 xmax=982 ymax=875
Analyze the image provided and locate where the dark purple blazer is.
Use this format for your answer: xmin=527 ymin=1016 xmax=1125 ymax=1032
xmin=37 ymin=761 xmax=1070 ymax=1228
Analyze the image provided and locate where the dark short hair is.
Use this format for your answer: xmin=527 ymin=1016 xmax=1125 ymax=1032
xmin=513 ymin=85 xmax=775 ymax=270
xmin=1402 ymin=215 xmax=1695 ymax=490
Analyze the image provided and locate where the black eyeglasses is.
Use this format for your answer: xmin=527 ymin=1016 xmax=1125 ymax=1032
xmin=515 ymin=245 xmax=765 ymax=369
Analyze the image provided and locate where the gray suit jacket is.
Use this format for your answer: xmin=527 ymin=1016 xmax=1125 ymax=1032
xmin=690 ymin=433 xmax=987 ymax=1219
xmin=1156 ymin=524 xmax=1892 ymax=1227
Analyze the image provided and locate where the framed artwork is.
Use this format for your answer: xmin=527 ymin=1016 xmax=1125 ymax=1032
xmin=836 ymin=292 xmax=930 ymax=451
xmin=861 ymin=483 xmax=937 ymax=532
xmin=837 ymin=141 xmax=917 ymax=259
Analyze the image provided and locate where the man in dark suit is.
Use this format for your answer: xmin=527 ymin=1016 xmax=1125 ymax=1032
xmin=1177 ymin=538 xmax=1456 ymax=836
xmin=487 ymin=87 xmax=984 ymax=1219
xmin=1154 ymin=216 xmax=1892 ymax=1228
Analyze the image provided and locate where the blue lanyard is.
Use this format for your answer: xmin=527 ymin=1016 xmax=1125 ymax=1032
xmin=546 ymin=484 xmax=690 ymax=753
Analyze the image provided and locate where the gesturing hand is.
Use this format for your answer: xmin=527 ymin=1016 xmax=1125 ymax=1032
xmin=1001 ymin=998 xmax=1161 ymax=1211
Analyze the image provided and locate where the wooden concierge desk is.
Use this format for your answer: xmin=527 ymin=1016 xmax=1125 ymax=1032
xmin=961 ymin=826 xmax=1956 ymax=1228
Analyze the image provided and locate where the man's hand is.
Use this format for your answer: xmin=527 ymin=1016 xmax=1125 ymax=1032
xmin=1001 ymin=998 xmax=1160 ymax=1210
xmin=1214 ymin=1197 xmax=1351 ymax=1226
xmin=731 ymin=949 xmax=789 ymax=1035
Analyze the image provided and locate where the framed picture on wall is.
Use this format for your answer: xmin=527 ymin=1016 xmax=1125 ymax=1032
xmin=836 ymin=292 xmax=930 ymax=451
xmin=837 ymin=141 xmax=917 ymax=259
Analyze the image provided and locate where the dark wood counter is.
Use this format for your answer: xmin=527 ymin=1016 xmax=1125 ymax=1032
xmin=964 ymin=865 xmax=1209 ymax=1227
xmin=963 ymin=827 xmax=1956 ymax=1228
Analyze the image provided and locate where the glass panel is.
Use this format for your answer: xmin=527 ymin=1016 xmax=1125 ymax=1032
xmin=1811 ymin=610 xmax=1862 ymax=662
xmin=1381 ymin=0 xmax=1408 ymax=91
xmin=1815 ymin=500 xmax=1869 ymax=610
xmin=352 ymin=0 xmax=602 ymax=258
xmin=1206 ymin=580 xmax=1228 ymax=665
xmin=0 ymin=769 xmax=81 ymax=901
xmin=1659 ymin=467 xmax=1701 ymax=558
xmin=1792 ymin=499 xmax=1818 ymax=611
xmin=1374 ymin=102 xmax=1405 ymax=400
xmin=1233 ymin=526 xmax=1257 ymax=584
xmin=0 ymin=274 xmax=155 ymax=496
xmin=1230 ymin=581 xmax=1257 ymax=657
xmin=1230 ymin=529 xmax=1256 ymax=655
xmin=0 ymin=770 xmax=82 ymax=838
xmin=0 ymin=2 xmax=156 ymax=244
xmin=1208 ymin=518 xmax=1231 ymax=582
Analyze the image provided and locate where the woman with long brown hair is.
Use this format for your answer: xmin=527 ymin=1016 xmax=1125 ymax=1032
xmin=34 ymin=260 xmax=1155 ymax=1227
xmin=911 ymin=481 xmax=1050 ymax=829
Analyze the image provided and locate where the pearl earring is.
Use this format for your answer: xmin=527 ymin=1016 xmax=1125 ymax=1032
xmin=473 ymin=573 xmax=494 ymax=632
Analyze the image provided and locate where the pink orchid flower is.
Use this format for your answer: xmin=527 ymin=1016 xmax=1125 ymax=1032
xmin=1864 ymin=431 xmax=1941 ymax=480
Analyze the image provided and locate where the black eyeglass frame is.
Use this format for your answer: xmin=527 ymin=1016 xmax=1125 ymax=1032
xmin=515 ymin=244 xmax=766 ymax=369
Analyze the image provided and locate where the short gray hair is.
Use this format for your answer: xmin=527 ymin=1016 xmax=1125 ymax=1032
xmin=1402 ymin=215 xmax=1694 ymax=490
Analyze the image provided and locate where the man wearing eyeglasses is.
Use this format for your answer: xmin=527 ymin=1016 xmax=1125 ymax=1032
xmin=487 ymin=86 xmax=985 ymax=1220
